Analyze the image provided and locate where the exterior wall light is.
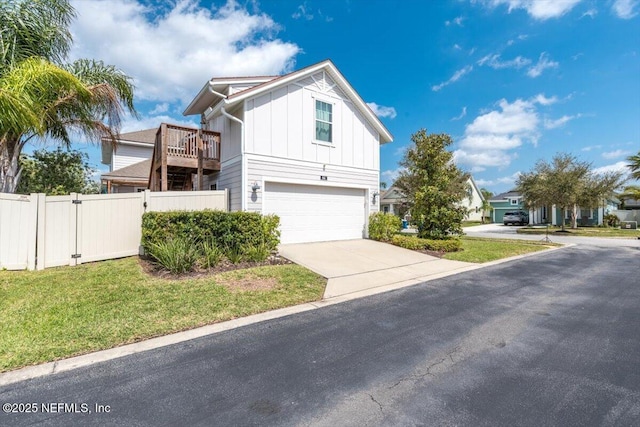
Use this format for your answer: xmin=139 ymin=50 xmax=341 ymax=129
xmin=251 ymin=182 xmax=261 ymax=192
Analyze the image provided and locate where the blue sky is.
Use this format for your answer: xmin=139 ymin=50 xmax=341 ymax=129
xmin=55 ymin=0 xmax=639 ymax=194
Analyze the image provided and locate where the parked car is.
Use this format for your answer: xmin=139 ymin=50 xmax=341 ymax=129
xmin=503 ymin=211 xmax=529 ymax=225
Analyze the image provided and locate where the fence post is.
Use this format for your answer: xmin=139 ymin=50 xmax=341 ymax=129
xmin=68 ymin=193 xmax=78 ymax=266
xmin=35 ymin=193 xmax=46 ymax=270
xmin=25 ymin=194 xmax=38 ymax=270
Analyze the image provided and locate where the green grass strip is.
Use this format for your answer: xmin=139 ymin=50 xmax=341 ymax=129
xmin=0 ymin=258 xmax=325 ymax=372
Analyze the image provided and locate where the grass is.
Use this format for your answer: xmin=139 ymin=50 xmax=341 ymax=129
xmin=516 ymin=226 xmax=640 ymax=238
xmin=443 ymin=236 xmax=559 ymax=263
xmin=0 ymin=257 xmax=325 ymax=373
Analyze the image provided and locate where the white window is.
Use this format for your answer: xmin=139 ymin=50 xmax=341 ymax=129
xmin=510 ymin=198 xmax=518 ymax=205
xmin=315 ymin=100 xmax=333 ymax=143
xmin=383 ymin=205 xmax=389 ymax=213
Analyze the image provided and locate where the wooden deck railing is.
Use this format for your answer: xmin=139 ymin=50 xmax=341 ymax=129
xmin=154 ymin=123 xmax=221 ymax=162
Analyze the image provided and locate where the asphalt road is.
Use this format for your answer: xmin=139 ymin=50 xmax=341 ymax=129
xmin=465 ymin=223 xmax=640 ymax=247
xmin=2 ymin=244 xmax=639 ymax=426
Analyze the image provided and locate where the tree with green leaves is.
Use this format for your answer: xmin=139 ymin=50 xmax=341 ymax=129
xmin=17 ymin=148 xmax=99 ymax=195
xmin=619 ymin=151 xmax=640 ymax=202
xmin=0 ymin=0 xmax=136 ymax=193
xmin=394 ymin=129 xmax=470 ymax=239
xmin=516 ymin=153 xmax=625 ymax=230
xmin=480 ymin=188 xmax=493 ymax=224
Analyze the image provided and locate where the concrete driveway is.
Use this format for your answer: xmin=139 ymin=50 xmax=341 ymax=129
xmin=279 ymin=239 xmax=474 ymax=298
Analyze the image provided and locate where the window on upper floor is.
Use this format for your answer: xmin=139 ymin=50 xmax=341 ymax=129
xmin=315 ymin=100 xmax=333 ymax=143
xmin=510 ymin=198 xmax=519 ymax=205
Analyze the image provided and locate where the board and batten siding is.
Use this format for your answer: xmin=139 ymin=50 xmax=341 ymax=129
xmin=207 ymin=114 xmax=241 ymax=163
xmin=111 ymin=144 xmax=153 ymax=171
xmin=242 ymin=72 xmax=380 ymax=171
xmin=245 ymin=154 xmax=379 ymax=214
xmin=217 ymin=158 xmax=242 ymax=211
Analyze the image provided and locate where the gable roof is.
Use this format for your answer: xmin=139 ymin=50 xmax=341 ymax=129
xmin=489 ymin=190 xmax=522 ymax=202
xmin=381 ymin=186 xmax=405 ymax=202
xmin=101 ymin=159 xmax=151 ymax=181
xmin=183 ymin=59 xmax=393 ymax=144
xmin=101 ymin=128 xmax=157 ymax=165
xmin=102 ymin=128 xmax=157 ymax=145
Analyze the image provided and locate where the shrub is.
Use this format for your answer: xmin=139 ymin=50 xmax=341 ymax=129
xmin=142 ymin=210 xmax=280 ymax=254
xmin=391 ymin=234 xmax=461 ymax=252
xmin=147 ymin=236 xmax=200 ymax=274
xmin=199 ymin=239 xmax=224 ymax=269
xmin=224 ymin=244 xmax=245 ymax=264
xmin=368 ymin=212 xmax=402 ymax=241
xmin=603 ymin=213 xmax=620 ymax=228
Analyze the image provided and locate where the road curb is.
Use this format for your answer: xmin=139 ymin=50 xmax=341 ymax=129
xmin=0 ymin=244 xmax=570 ymax=387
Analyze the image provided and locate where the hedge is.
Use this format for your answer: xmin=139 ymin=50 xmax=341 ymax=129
xmin=368 ymin=212 xmax=402 ymax=241
xmin=391 ymin=234 xmax=461 ymax=252
xmin=141 ymin=210 xmax=280 ymax=253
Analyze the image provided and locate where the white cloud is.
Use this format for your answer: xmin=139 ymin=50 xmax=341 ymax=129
xmin=473 ymin=172 xmax=522 ymax=188
xmin=366 ymin=102 xmax=397 ymax=119
xmin=451 ymin=106 xmax=467 ymax=121
xmin=382 ymin=167 xmax=405 ymax=183
xmin=533 ymin=93 xmax=559 ymax=105
xmin=478 ymin=54 xmax=531 ymax=69
xmin=69 ymin=0 xmax=300 ymax=104
xmin=292 ymin=2 xmax=314 ymax=20
xmin=612 ymin=0 xmax=638 ymax=19
xmin=454 ymin=43 xmax=462 ymax=50
xmin=581 ymin=8 xmax=598 ymax=18
xmin=581 ymin=145 xmax=602 ymax=152
xmin=445 ymin=16 xmax=465 ymax=26
xmin=527 ymin=52 xmax=559 ymax=77
xmin=149 ymin=102 xmax=170 ymax=115
xmin=432 ymin=65 xmax=473 ymax=91
xmin=454 ymin=94 xmax=564 ymax=170
xmin=118 ymin=111 xmax=198 ymax=134
xmin=602 ymin=149 xmax=631 ymax=159
xmin=593 ymin=161 xmax=631 ymax=175
xmin=486 ymin=0 xmax=583 ymax=20
xmin=544 ymin=114 xmax=581 ymax=129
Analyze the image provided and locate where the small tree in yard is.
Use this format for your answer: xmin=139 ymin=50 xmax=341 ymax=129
xmin=480 ymin=188 xmax=493 ymax=223
xmin=16 ymin=148 xmax=99 ymax=195
xmin=395 ymin=129 xmax=470 ymax=239
xmin=517 ymin=153 xmax=625 ymax=230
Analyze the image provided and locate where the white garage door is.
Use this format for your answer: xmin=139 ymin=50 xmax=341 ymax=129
xmin=263 ymin=182 xmax=366 ymax=244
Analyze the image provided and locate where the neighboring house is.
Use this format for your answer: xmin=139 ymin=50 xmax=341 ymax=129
xmin=621 ymin=198 xmax=640 ymax=210
xmin=460 ymin=176 xmax=485 ymax=222
xmin=488 ymin=191 xmax=526 ymax=224
xmin=101 ymin=128 xmax=156 ymax=193
xmin=379 ymin=177 xmax=484 ymax=221
xmin=380 ymin=186 xmax=406 ymax=216
xmin=489 ymin=189 xmax=614 ymax=226
xmin=176 ymin=59 xmax=393 ymax=244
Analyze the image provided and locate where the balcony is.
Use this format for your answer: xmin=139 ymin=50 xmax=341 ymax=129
xmin=149 ymin=123 xmax=221 ymax=191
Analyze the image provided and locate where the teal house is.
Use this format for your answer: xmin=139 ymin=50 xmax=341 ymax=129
xmin=489 ymin=190 xmax=617 ymax=226
xmin=488 ymin=191 xmax=526 ymax=224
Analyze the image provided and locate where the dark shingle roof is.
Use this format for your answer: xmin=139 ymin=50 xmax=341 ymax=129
xmin=102 ymin=159 xmax=151 ymax=180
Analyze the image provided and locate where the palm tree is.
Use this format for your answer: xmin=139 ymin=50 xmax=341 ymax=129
xmin=0 ymin=0 xmax=136 ymax=192
xmin=627 ymin=151 xmax=640 ymax=180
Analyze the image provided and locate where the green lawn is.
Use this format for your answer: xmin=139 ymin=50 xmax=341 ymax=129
xmin=443 ymin=237 xmax=559 ymax=263
xmin=516 ymin=226 xmax=640 ymax=238
xmin=0 ymin=258 xmax=325 ymax=373
xmin=462 ymin=221 xmax=485 ymax=227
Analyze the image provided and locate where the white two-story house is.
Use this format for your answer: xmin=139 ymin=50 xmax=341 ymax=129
xmin=179 ymin=59 xmax=393 ymax=244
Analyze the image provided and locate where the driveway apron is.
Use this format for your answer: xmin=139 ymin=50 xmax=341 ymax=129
xmin=278 ymin=239 xmax=474 ymax=298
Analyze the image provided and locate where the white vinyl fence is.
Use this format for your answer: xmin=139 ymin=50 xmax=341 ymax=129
xmin=612 ymin=209 xmax=640 ymax=223
xmin=1 ymin=189 xmax=228 ymax=270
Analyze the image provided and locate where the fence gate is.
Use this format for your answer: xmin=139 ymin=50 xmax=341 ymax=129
xmin=0 ymin=194 xmax=37 ymax=270
xmin=39 ymin=193 xmax=145 ymax=269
